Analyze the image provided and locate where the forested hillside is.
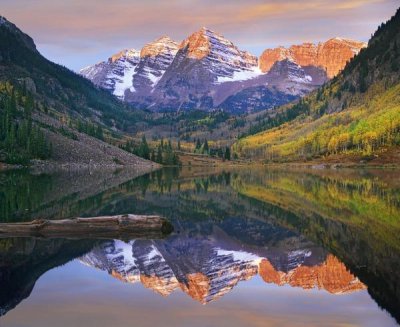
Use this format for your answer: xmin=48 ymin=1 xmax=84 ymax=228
xmin=234 ymin=8 xmax=400 ymax=164
xmin=0 ymin=82 xmax=51 ymax=163
xmin=0 ymin=17 xmax=149 ymax=130
xmin=0 ymin=16 xmax=152 ymax=166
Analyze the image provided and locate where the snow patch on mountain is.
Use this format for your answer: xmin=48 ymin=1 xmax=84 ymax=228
xmin=289 ymin=73 xmax=313 ymax=83
xmin=216 ymin=248 xmax=262 ymax=264
xmin=216 ymin=67 xmax=264 ymax=83
xmin=113 ymin=61 xmax=137 ymax=97
xmin=79 ymin=48 xmax=140 ymax=99
xmin=143 ymin=67 xmax=164 ymax=87
xmin=110 ymin=240 xmax=137 ymax=267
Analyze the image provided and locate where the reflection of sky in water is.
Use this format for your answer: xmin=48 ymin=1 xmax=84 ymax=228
xmin=1 ymin=260 xmax=396 ymax=327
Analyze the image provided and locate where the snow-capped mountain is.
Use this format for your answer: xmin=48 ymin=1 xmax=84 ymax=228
xmin=129 ymin=27 xmax=261 ymax=111
xmin=80 ymin=28 xmax=365 ymax=113
xmin=80 ymin=49 xmax=140 ymax=98
xmin=80 ymin=36 xmax=179 ymax=101
xmin=216 ymin=59 xmax=328 ymax=113
xmin=129 ymin=36 xmax=179 ymax=96
xmin=178 ymin=27 xmax=259 ymax=82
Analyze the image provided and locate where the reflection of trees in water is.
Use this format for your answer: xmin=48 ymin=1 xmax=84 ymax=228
xmin=0 ymin=170 xmax=54 ymax=222
xmin=0 ymin=168 xmax=152 ymax=222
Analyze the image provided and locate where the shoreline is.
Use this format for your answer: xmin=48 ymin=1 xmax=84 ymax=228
xmin=0 ymin=160 xmax=161 ymax=174
xmin=1 ymin=157 xmax=400 ymax=173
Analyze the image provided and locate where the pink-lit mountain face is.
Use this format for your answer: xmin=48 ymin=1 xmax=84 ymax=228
xmin=259 ymin=38 xmax=367 ymax=78
xmin=80 ymin=28 xmax=365 ymax=114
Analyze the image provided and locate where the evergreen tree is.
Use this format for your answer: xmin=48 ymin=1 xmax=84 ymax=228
xmin=96 ymin=125 xmax=104 ymax=141
xmin=10 ymin=89 xmax=17 ymax=114
xmin=156 ymin=146 xmax=163 ymax=163
xmin=22 ymin=80 xmax=27 ymax=97
xmin=224 ymin=146 xmax=231 ymax=160
xmin=164 ymin=146 xmax=174 ymax=165
xmin=195 ymin=138 xmax=201 ymax=150
xmin=139 ymin=135 xmax=150 ymax=160
xmin=203 ymin=139 xmax=209 ymax=154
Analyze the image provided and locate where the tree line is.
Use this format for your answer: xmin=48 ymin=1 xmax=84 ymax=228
xmin=120 ymin=136 xmax=180 ymax=166
xmin=193 ymin=138 xmax=231 ymax=160
xmin=0 ymin=83 xmax=52 ymax=164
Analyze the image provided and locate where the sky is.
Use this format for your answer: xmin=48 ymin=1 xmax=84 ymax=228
xmin=1 ymin=0 xmax=399 ymax=71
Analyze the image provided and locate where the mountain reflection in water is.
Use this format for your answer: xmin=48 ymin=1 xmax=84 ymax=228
xmin=0 ymin=167 xmax=399 ymax=326
xmin=80 ymin=236 xmax=365 ymax=304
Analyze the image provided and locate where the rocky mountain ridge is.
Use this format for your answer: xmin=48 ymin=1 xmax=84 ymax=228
xmin=259 ymin=37 xmax=367 ymax=78
xmin=81 ymin=28 xmax=365 ymax=114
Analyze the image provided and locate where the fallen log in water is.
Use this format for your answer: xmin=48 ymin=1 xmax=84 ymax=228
xmin=0 ymin=214 xmax=173 ymax=239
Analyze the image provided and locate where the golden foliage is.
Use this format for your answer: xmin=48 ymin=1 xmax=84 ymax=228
xmin=235 ymin=84 xmax=400 ymax=161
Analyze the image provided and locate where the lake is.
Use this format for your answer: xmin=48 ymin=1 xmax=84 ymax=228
xmin=0 ymin=167 xmax=399 ymax=326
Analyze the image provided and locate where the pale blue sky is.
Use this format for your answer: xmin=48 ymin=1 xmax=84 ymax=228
xmin=1 ymin=0 xmax=398 ymax=71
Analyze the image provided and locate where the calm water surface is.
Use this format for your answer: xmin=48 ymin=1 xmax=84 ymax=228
xmin=0 ymin=167 xmax=399 ymax=326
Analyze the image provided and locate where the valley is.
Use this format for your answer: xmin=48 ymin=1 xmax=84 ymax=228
xmin=0 ymin=7 xmax=399 ymax=169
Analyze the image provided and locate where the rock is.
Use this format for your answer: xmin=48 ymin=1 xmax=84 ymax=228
xmin=259 ymin=254 xmax=366 ymax=294
xmin=24 ymin=77 xmax=36 ymax=94
xmin=18 ymin=77 xmax=36 ymax=94
xmin=260 ymin=37 xmax=367 ymax=78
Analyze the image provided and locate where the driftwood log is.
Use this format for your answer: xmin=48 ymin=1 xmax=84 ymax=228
xmin=0 ymin=214 xmax=173 ymax=239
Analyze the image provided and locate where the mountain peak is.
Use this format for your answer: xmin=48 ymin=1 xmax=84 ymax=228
xmin=199 ymin=26 xmax=218 ymax=35
xmin=329 ymin=36 xmax=365 ymax=43
xmin=179 ymin=26 xmax=252 ymax=62
xmin=140 ymin=36 xmax=179 ymax=58
xmin=109 ymin=48 xmax=140 ymax=63
xmin=325 ymin=37 xmax=367 ymax=49
xmin=154 ymin=35 xmax=175 ymax=43
xmin=179 ymin=28 xmax=213 ymax=59
xmin=0 ymin=16 xmax=14 ymax=29
xmin=0 ymin=15 xmax=37 ymax=52
xmin=0 ymin=16 xmax=8 ymax=25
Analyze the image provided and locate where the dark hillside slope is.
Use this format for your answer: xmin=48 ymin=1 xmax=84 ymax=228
xmin=0 ymin=16 xmax=154 ymax=167
xmin=0 ymin=16 xmax=147 ymax=129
